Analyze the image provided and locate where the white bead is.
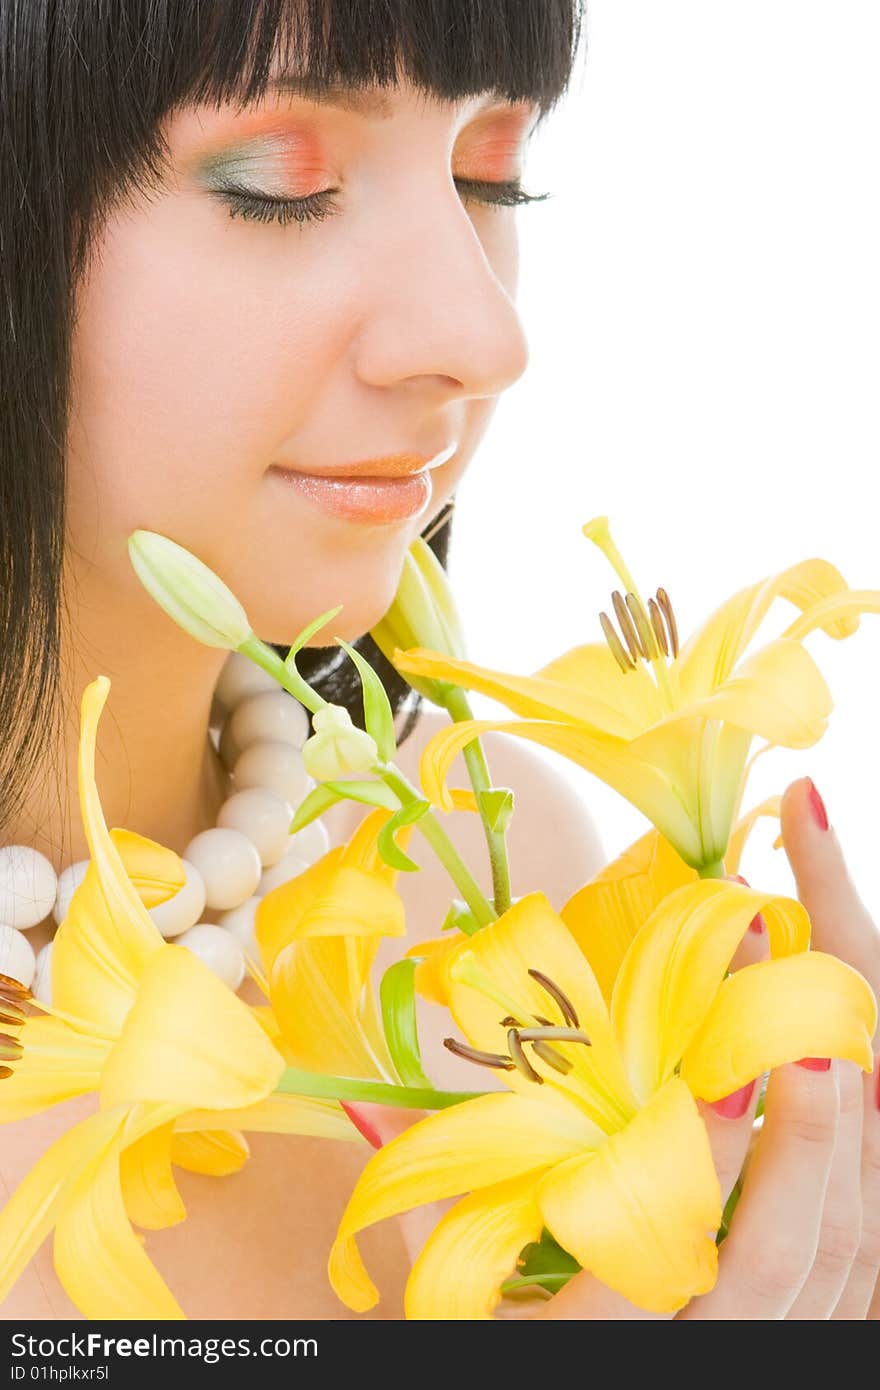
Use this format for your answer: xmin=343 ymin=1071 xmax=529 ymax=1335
xmin=287 ymin=817 xmax=331 ymax=866
xmin=0 ymin=847 xmax=58 ymax=930
xmin=31 ymin=942 xmax=53 ymax=1006
xmin=218 ymin=718 xmax=242 ymax=772
xmin=217 ymin=788 xmax=294 ymax=868
xmin=176 ymin=924 xmax=245 ymax=991
xmin=0 ymin=923 xmax=36 ymax=989
xmin=214 ymin=651 xmax=279 ymax=711
xmin=233 ymin=740 xmax=314 ymax=806
xmin=148 ymin=858 xmax=207 ymax=938
xmin=182 ymin=827 xmax=262 ymax=911
xmin=259 ymin=846 xmax=313 ymax=895
xmin=228 ymin=690 xmax=310 ymax=754
xmin=53 ymin=860 xmax=91 ymax=925
xmin=218 ymin=896 xmax=263 ymax=963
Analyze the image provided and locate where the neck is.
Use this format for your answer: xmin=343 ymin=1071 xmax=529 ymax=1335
xmin=8 ymin=554 xmax=231 ymax=872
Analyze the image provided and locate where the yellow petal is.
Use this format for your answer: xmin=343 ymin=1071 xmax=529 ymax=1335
xmin=340 ymin=805 xmax=416 ymax=883
xmin=781 ymin=588 xmax=880 ymax=642
xmin=0 ymin=1106 xmax=126 ymax=1306
xmin=726 ymin=794 xmax=782 ymax=878
xmin=0 ymin=1015 xmax=110 ymax=1122
xmin=443 ymin=892 xmax=638 ymax=1131
xmin=680 ymin=952 xmax=878 ymax=1100
xmin=329 ymin=1090 xmax=601 ymax=1312
xmin=393 ymin=645 xmax=659 ymax=736
xmin=417 ymin=717 xmax=702 ymax=863
xmin=170 ymin=1129 xmax=250 ymax=1176
xmin=255 ymin=850 xmax=344 ymax=972
xmin=105 ymin=828 xmax=188 ymax=910
xmin=178 ymin=1094 xmax=360 ymax=1145
xmin=100 ymin=944 xmax=284 ymax=1110
xmin=405 ymin=933 xmax=462 ymax=1007
xmin=268 ymin=937 xmax=386 ymax=1078
xmin=675 ymin=559 xmax=857 ymax=703
xmin=560 ymin=831 xmax=696 ymax=1005
xmin=405 ymin=1173 xmax=545 ymax=1319
xmin=52 ymin=679 xmax=174 ymax=1031
xmin=537 ymin=1077 xmax=722 ymax=1314
xmin=119 ymin=1122 xmax=186 ymax=1230
xmin=612 ymin=880 xmax=810 ymax=1102
xmin=54 ymin=1121 xmax=185 ymax=1320
xmin=671 ymin=639 xmax=832 ymax=750
xmin=260 ymin=864 xmax=405 ymax=945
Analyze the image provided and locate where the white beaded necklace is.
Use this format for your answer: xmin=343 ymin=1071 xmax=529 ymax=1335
xmin=0 ymin=651 xmax=331 ymax=1005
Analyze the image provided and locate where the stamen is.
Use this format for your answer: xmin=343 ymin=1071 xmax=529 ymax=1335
xmin=611 ymin=591 xmax=642 ymax=664
xmin=443 ymin=1037 xmax=515 ymax=1071
xmin=507 ymin=1029 xmax=543 ymax=1084
xmin=0 ymin=973 xmax=30 ymax=998
xmin=527 ymin=968 xmax=580 ymax=1028
xmin=0 ymin=1004 xmax=26 ymax=1027
xmin=0 ymin=1032 xmax=23 ymax=1062
xmin=499 ymin=1015 xmax=523 ymax=1028
xmin=530 ymin=1040 xmax=574 ymax=1074
xmin=648 ymin=597 xmax=669 ymax=657
xmin=533 ymin=1015 xmax=555 ymax=1028
xmin=0 ymin=1066 xmax=13 ymax=1081
xmin=625 ymin=593 xmax=659 ymax=660
xmin=656 ymin=588 xmax=679 ymax=658
xmin=516 ymin=1027 xmax=593 ymax=1047
xmin=599 ymin=612 xmax=635 ymax=674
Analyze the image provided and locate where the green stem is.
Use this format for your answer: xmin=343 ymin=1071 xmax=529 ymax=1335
xmin=378 ymin=764 xmax=497 ymax=927
xmin=698 ymin=858 xmax=727 ymax=879
xmin=442 ymin=688 xmax=513 ymax=915
xmin=237 ymin=633 xmax=326 ymax=716
xmin=276 ymin=1067 xmax=484 ymax=1110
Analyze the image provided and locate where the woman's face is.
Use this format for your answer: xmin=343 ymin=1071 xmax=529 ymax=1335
xmin=66 ymin=73 xmax=534 ymax=643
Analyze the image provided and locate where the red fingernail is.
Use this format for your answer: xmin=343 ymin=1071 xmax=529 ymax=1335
xmin=709 ymin=1080 xmax=756 ymax=1118
xmin=796 ymin=1057 xmax=831 ymax=1071
xmin=807 ymin=779 xmax=829 ymax=831
xmin=731 ymin=875 xmax=764 ymax=933
xmin=341 ymin=1101 xmax=383 ymax=1149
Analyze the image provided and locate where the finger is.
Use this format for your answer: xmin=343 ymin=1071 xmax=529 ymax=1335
xmin=679 ymin=1060 xmax=839 ymax=1319
xmin=697 ymin=1076 xmax=762 ymax=1203
xmin=780 ymin=777 xmax=880 ymax=1026
xmin=725 ymin=874 xmax=771 ymax=973
xmin=834 ymin=1055 xmax=880 ymax=1319
xmin=787 ymin=1061 xmax=863 ymax=1318
xmin=536 ymin=1269 xmax=672 ymax=1320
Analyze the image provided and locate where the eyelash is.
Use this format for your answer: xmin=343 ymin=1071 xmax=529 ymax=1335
xmin=215 ymin=178 xmax=551 ymax=227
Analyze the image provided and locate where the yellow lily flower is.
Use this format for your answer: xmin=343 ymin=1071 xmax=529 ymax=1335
xmin=392 ymin=517 xmax=880 ymax=871
xmin=0 ymin=676 xmax=355 ymax=1320
xmin=256 ymin=789 xmax=477 ymax=1081
xmin=328 ymin=877 xmax=876 ymax=1318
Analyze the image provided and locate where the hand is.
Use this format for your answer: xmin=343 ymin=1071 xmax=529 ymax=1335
xmin=540 ymin=776 xmax=880 ymax=1321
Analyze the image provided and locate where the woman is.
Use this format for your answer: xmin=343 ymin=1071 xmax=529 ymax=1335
xmin=0 ymin=0 xmax=877 ymax=1320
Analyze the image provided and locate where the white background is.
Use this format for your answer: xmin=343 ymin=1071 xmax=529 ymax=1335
xmin=451 ymin=1 xmax=880 ymax=916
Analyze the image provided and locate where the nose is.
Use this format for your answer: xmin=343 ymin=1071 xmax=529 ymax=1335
xmin=352 ymin=178 xmax=530 ymax=402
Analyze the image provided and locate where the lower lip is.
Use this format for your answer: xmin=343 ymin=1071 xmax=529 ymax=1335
xmin=268 ymin=467 xmax=433 ymax=523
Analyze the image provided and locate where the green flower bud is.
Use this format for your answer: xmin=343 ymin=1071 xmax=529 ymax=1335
xmin=370 ymin=536 xmax=466 ymax=703
xmin=302 ymin=704 xmax=380 ymax=781
xmin=128 ymin=530 xmax=252 ymax=651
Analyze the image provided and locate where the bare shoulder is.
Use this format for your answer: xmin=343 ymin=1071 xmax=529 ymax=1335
xmin=391 ymin=703 xmax=606 ymax=918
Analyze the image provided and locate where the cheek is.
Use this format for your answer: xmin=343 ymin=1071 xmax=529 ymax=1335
xmin=65 ymin=196 xmax=359 ymax=538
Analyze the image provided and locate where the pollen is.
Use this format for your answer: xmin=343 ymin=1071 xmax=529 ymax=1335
xmin=599 ymin=588 xmax=681 ymax=670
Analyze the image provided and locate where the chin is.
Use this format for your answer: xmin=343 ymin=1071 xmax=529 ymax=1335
xmin=243 ymin=550 xmax=410 ymax=650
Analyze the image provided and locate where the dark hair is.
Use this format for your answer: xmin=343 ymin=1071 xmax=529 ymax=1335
xmin=0 ymin=0 xmax=585 ymax=834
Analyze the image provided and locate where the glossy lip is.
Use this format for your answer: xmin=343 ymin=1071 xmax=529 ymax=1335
xmin=270 ymin=442 xmax=458 ymax=479
xmin=269 ymin=467 xmax=435 ymax=524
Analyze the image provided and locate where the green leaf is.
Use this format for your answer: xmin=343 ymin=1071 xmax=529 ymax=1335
xmin=379 ymin=959 xmax=433 ymax=1089
xmin=440 ymin=898 xmax=481 ymax=937
xmin=334 ymin=637 xmax=397 ymax=763
xmin=288 ymin=783 xmax=347 ymax=833
xmin=320 ymin=780 xmax=400 ymax=809
xmin=500 ymin=1228 xmax=581 ymax=1297
xmin=285 ymin=606 xmax=344 ymax=669
xmin=477 ymin=787 xmax=515 ymax=835
xmin=377 ymin=800 xmax=429 ymax=872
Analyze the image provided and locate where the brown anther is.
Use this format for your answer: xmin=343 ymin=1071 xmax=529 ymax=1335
xmin=648 ymin=597 xmax=669 ymax=657
xmin=0 ymin=1066 xmax=14 ymax=1080
xmin=499 ymin=1015 xmax=523 ymax=1028
xmin=0 ymin=1033 xmax=24 ymax=1062
xmin=0 ymin=1004 xmax=26 ymax=1027
xmin=516 ymin=1027 xmax=593 ymax=1047
xmin=533 ymin=1015 xmax=555 ymax=1028
xmin=443 ymin=1037 xmax=515 ymax=1071
xmin=0 ymin=973 xmax=30 ymax=998
xmin=507 ymin=1029 xmax=543 ymax=1084
xmin=656 ymin=588 xmax=679 ymax=658
xmin=599 ymin=612 xmax=635 ymax=674
xmin=611 ymin=591 xmax=642 ymax=664
xmin=527 ymin=969 xmax=580 ymax=1028
xmin=530 ymin=1040 xmax=574 ymax=1074
xmin=625 ymin=593 xmax=659 ymax=660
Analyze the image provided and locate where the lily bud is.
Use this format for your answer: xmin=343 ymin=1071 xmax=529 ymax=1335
xmin=302 ymin=704 xmax=380 ymax=781
xmin=370 ymin=536 xmax=466 ymax=704
xmin=128 ymin=530 xmax=253 ymax=651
